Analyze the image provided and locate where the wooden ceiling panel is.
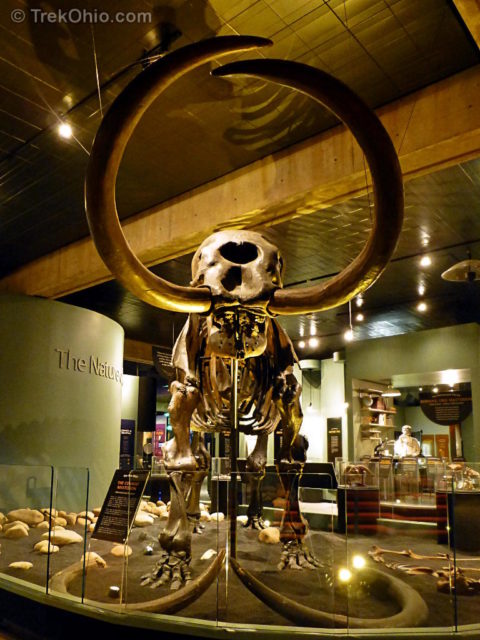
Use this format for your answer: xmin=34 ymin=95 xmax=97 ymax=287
xmin=0 ymin=0 xmax=479 ymax=357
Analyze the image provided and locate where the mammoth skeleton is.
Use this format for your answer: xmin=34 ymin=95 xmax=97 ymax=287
xmin=84 ymin=36 xmax=413 ymax=626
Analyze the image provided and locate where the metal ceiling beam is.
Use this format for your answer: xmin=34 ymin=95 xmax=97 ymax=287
xmin=1 ymin=65 xmax=480 ymax=300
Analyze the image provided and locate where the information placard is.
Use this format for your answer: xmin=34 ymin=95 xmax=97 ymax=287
xmin=420 ymin=391 xmax=472 ymax=426
xmin=327 ymin=417 xmax=343 ymax=463
xmin=92 ymin=469 xmax=150 ymax=543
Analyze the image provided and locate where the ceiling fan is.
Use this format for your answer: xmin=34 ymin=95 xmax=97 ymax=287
xmin=441 ymin=250 xmax=480 ymax=282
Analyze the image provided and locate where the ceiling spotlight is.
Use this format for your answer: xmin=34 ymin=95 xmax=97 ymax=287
xmin=58 ymin=122 xmax=73 ymax=139
xmin=433 ymin=386 xmax=439 ymax=393
xmin=298 ymin=340 xmax=305 ymax=349
xmin=422 ymin=234 xmax=430 ymax=246
xmin=355 ymin=312 xmax=364 ymax=322
xmin=418 ymin=283 xmax=425 ymax=296
xmin=355 ymin=295 xmax=364 ymax=308
xmin=417 ymin=302 xmax=427 ymax=312
xmin=308 ymin=336 xmax=319 ymax=348
xmin=420 ymin=255 xmax=431 ymax=267
xmin=419 ymin=387 xmax=423 ymax=392
xmin=344 ymin=329 xmax=354 ymax=342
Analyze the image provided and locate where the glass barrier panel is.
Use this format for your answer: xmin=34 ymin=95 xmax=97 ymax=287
xmin=103 ymin=465 xmax=224 ymax=626
xmin=218 ymin=467 xmax=343 ymax=632
xmin=46 ymin=466 xmax=90 ymax=602
xmin=0 ymin=463 xmax=54 ymax=593
xmin=446 ymin=461 xmax=480 ymax=631
xmin=344 ymin=456 xmax=455 ymax=633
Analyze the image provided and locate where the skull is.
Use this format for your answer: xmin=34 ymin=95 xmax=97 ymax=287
xmin=191 ymin=230 xmax=284 ymax=359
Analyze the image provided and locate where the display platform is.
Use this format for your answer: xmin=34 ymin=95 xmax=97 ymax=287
xmin=3 ymin=461 xmax=480 ymax=639
xmin=2 ymin=505 xmax=480 ymax=638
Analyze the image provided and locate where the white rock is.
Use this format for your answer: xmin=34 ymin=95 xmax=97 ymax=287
xmin=156 ymin=500 xmax=166 ymax=508
xmin=41 ymin=508 xmax=57 ymax=518
xmin=4 ymin=520 xmax=29 ymax=532
xmin=42 ymin=529 xmax=83 ymax=545
xmin=53 ymin=517 xmax=67 ymax=527
xmin=35 ymin=521 xmax=51 ymax=530
xmin=77 ymin=510 xmax=94 ymax=521
xmin=0 ymin=512 xmax=7 ymax=525
xmin=258 ymin=527 xmax=280 ymax=545
xmin=237 ymin=515 xmax=248 ymax=525
xmin=77 ymin=517 xmax=89 ymax=527
xmin=65 ymin=513 xmax=77 ymax=526
xmin=7 ymin=509 xmax=44 ymax=526
xmin=134 ymin=512 xmax=154 ymax=527
xmin=110 ymin=544 xmax=132 ymax=557
xmin=210 ymin=512 xmax=225 ymax=522
xmin=34 ymin=540 xmax=59 ymax=554
xmin=93 ymin=507 xmax=102 ymax=516
xmin=4 ymin=524 xmax=29 ymax=539
xmin=88 ymin=523 xmax=95 ymax=532
xmin=200 ymin=510 xmax=211 ymax=522
xmin=201 ymin=549 xmax=217 ymax=560
xmin=82 ymin=551 xmax=107 ymax=568
xmin=9 ymin=561 xmax=33 ymax=570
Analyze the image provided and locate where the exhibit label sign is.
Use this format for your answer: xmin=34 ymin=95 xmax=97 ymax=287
xmin=120 ymin=419 xmax=135 ymax=469
xmin=327 ymin=417 xmax=343 ymax=463
xmin=420 ymin=390 xmax=472 ymax=426
xmin=92 ymin=469 xmax=150 ymax=543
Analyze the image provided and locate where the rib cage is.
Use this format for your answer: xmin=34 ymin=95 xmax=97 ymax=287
xmin=191 ymin=355 xmax=281 ymax=435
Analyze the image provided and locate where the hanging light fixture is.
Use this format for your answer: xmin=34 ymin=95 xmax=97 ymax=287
xmin=382 ymin=383 xmax=401 ymax=398
xmin=441 ymin=250 xmax=480 ymax=282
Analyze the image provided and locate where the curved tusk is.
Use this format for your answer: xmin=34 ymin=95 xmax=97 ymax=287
xmin=49 ymin=549 xmax=225 ymax=614
xmin=230 ymin=558 xmax=428 ymax=628
xmin=213 ymin=60 xmax=403 ymax=315
xmin=85 ymin=37 xmax=271 ymax=314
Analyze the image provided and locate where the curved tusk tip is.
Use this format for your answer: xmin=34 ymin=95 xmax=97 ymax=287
xmin=211 ymin=61 xmax=247 ymax=78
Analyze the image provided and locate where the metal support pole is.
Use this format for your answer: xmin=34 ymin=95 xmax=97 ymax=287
xmin=229 ymin=357 xmax=239 ymax=559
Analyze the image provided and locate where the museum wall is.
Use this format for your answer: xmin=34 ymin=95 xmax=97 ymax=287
xmin=0 ymin=293 xmax=124 ymax=508
xmin=299 ymin=358 xmax=346 ymax=462
xmin=345 ymin=323 xmax=480 ymax=460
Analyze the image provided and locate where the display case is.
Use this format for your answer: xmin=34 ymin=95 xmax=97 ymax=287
xmin=2 ymin=463 xmax=480 ymax=637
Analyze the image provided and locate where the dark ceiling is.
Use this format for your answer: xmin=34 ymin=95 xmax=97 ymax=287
xmin=0 ymin=0 xmax=479 ymax=362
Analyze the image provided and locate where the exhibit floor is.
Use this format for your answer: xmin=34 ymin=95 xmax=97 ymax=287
xmin=1 ymin=512 xmax=480 ymax=637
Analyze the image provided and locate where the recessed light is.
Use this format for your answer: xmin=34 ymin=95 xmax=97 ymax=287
xmin=344 ymin=329 xmax=354 ymax=342
xmin=420 ymin=256 xmax=431 ymax=267
xmin=433 ymin=386 xmax=439 ymax=393
xmin=418 ymin=283 xmax=425 ymax=296
xmin=356 ymin=313 xmax=364 ymax=322
xmin=308 ymin=336 xmax=319 ymax=348
xmin=417 ymin=302 xmax=427 ymax=312
xmin=298 ymin=340 xmax=305 ymax=349
xmin=355 ymin=296 xmax=364 ymax=307
xmin=58 ymin=122 xmax=73 ymax=139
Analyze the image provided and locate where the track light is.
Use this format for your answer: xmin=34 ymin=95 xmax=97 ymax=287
xmin=58 ymin=122 xmax=73 ymax=139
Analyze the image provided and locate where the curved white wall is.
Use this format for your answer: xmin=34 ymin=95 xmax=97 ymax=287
xmin=0 ymin=293 xmax=124 ymax=508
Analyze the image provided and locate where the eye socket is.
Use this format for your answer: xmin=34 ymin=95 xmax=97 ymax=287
xmin=219 ymin=241 xmax=258 ymax=264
